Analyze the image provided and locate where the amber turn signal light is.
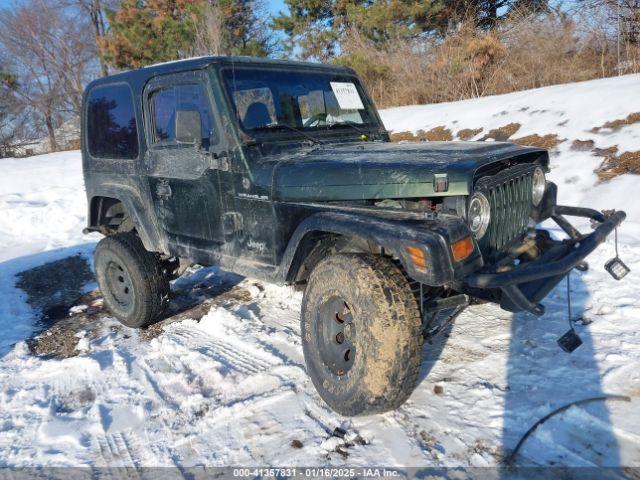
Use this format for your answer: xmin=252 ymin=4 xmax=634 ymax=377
xmin=406 ymin=245 xmax=428 ymax=269
xmin=451 ymin=236 xmax=474 ymax=262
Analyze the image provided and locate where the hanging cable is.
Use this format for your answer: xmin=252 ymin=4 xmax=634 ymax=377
xmin=505 ymin=394 xmax=631 ymax=465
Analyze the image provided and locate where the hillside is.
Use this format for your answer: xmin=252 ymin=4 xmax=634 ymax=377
xmin=381 ymin=74 xmax=640 ymax=232
xmin=0 ymin=75 xmax=639 ymax=469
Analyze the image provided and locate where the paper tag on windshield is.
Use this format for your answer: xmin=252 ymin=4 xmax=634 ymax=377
xmin=330 ymin=82 xmax=365 ymax=110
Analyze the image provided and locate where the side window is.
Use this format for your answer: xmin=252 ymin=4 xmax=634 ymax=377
xmin=149 ymin=83 xmax=214 ymax=148
xmin=86 ymin=84 xmax=138 ymax=159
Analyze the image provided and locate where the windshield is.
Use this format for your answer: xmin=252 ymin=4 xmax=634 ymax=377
xmin=221 ymin=67 xmax=380 ymax=133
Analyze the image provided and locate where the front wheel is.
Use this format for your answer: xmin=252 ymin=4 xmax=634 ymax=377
xmin=301 ymin=254 xmax=424 ymax=416
xmin=94 ymin=232 xmax=169 ymax=328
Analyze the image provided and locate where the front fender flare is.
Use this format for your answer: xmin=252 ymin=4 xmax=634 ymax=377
xmin=278 ymin=211 xmax=480 ymax=286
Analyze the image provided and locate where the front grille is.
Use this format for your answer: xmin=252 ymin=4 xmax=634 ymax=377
xmin=476 ymin=164 xmax=535 ymax=253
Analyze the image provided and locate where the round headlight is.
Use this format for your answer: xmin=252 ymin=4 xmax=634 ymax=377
xmin=467 ymin=192 xmax=491 ymax=239
xmin=532 ymin=166 xmax=546 ymax=206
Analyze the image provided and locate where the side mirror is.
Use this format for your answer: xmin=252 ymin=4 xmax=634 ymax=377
xmin=175 ymin=110 xmax=202 ymax=145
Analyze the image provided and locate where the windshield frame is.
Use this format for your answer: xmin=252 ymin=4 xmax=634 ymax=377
xmin=217 ymin=64 xmax=385 ymax=140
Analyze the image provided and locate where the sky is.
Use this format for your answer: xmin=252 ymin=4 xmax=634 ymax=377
xmin=268 ymin=0 xmax=287 ymax=14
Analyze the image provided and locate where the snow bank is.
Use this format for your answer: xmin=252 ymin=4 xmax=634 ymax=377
xmin=381 ymin=73 xmax=640 ymax=238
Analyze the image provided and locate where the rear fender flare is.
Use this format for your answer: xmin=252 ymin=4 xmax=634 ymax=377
xmin=88 ymin=184 xmax=166 ymax=253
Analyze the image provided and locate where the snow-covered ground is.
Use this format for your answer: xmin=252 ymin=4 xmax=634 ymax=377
xmin=1 ymin=75 xmax=640 ymax=470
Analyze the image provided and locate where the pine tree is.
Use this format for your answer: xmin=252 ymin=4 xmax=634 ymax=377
xmin=99 ymin=0 xmax=271 ymax=70
xmin=99 ymin=0 xmax=198 ymax=69
xmin=438 ymin=0 xmax=549 ymax=31
xmin=217 ymin=0 xmax=272 ymax=55
xmin=273 ymin=0 xmax=443 ymax=60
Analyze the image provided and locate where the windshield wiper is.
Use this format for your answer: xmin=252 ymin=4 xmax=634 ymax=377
xmin=326 ymin=120 xmax=372 ymax=140
xmin=254 ymin=123 xmax=324 ymax=145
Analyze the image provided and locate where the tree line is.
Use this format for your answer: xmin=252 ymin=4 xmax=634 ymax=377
xmin=1 ymin=0 xmax=639 ymax=157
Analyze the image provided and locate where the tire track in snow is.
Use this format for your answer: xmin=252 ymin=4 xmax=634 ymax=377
xmin=168 ymin=327 xmax=279 ymax=376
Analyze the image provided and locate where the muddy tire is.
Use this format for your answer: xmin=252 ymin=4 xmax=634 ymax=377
xmin=301 ymin=253 xmax=424 ymax=416
xmin=94 ymin=232 xmax=169 ymax=328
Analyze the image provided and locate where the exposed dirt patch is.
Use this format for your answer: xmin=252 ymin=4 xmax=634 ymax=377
xmin=480 ymin=123 xmax=521 ymax=141
xmin=26 ymin=279 xmax=256 ymax=355
xmin=26 ymin=290 xmax=106 ymax=358
xmin=417 ymin=126 xmax=453 ymax=141
xmin=16 ymin=255 xmax=94 ymax=326
xmin=592 ymin=112 xmax=640 ymax=132
xmin=571 ymin=139 xmax=595 ymax=151
xmin=457 ymin=128 xmax=483 ymax=140
xmin=16 ymin=254 xmax=254 ymax=356
xmin=596 ymin=150 xmax=640 ymax=180
xmin=511 ymin=134 xmax=563 ymax=149
xmin=389 ymin=131 xmax=417 ymax=142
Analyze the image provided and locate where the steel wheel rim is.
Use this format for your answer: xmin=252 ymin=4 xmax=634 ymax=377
xmin=316 ymin=296 xmax=356 ymax=376
xmin=104 ymin=258 xmax=135 ymax=313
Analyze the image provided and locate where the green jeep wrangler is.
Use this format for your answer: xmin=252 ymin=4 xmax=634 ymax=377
xmin=82 ymin=57 xmax=627 ymax=416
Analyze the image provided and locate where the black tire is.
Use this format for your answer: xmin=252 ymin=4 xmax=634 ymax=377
xmin=301 ymin=253 xmax=424 ymax=416
xmin=94 ymin=232 xmax=169 ymax=328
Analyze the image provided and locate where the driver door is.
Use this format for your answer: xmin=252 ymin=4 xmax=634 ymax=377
xmin=143 ymin=72 xmax=227 ymax=252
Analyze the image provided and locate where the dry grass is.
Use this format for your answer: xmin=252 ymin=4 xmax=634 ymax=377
xmin=457 ymin=128 xmax=483 ymax=140
xmin=390 ymin=126 xmax=453 ymax=142
xmin=417 ymin=126 xmax=453 ymax=141
xmin=571 ymin=139 xmax=595 ymax=151
xmin=592 ymin=112 xmax=640 ymax=132
xmin=481 ymin=123 xmax=521 ymax=141
xmin=338 ymin=11 xmax=640 ymax=109
xmin=596 ymin=151 xmax=640 ymax=180
xmin=511 ymin=134 xmax=563 ymax=149
xmin=593 ymin=146 xmax=619 ymax=157
xmin=389 ymin=131 xmax=418 ymax=142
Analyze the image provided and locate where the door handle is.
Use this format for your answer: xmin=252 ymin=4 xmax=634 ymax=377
xmin=156 ymin=180 xmax=172 ymax=200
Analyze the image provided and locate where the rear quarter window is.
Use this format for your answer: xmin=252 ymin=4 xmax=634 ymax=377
xmin=86 ymin=84 xmax=139 ymax=159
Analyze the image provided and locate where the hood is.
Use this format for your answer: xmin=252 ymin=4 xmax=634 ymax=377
xmin=268 ymin=141 xmax=546 ymax=202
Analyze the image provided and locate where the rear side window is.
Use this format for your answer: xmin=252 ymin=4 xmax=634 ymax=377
xmin=149 ymin=83 xmax=214 ymax=148
xmin=86 ymin=84 xmax=139 ymax=159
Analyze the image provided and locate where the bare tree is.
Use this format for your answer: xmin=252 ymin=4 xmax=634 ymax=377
xmin=0 ymin=0 xmax=99 ymax=151
xmin=75 ymin=0 xmax=113 ymax=76
xmin=192 ymin=0 xmax=278 ymax=57
xmin=0 ymin=64 xmax=38 ymax=157
xmin=193 ymin=1 xmax=227 ymax=56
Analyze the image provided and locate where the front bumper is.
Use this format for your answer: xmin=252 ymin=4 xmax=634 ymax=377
xmin=461 ymin=206 xmax=626 ymax=315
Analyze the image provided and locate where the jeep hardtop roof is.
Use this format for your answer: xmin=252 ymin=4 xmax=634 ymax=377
xmin=84 ymin=56 xmax=358 ymax=93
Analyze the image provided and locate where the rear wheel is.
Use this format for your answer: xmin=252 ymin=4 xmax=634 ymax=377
xmin=301 ymin=253 xmax=424 ymax=416
xmin=94 ymin=232 xmax=169 ymax=328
